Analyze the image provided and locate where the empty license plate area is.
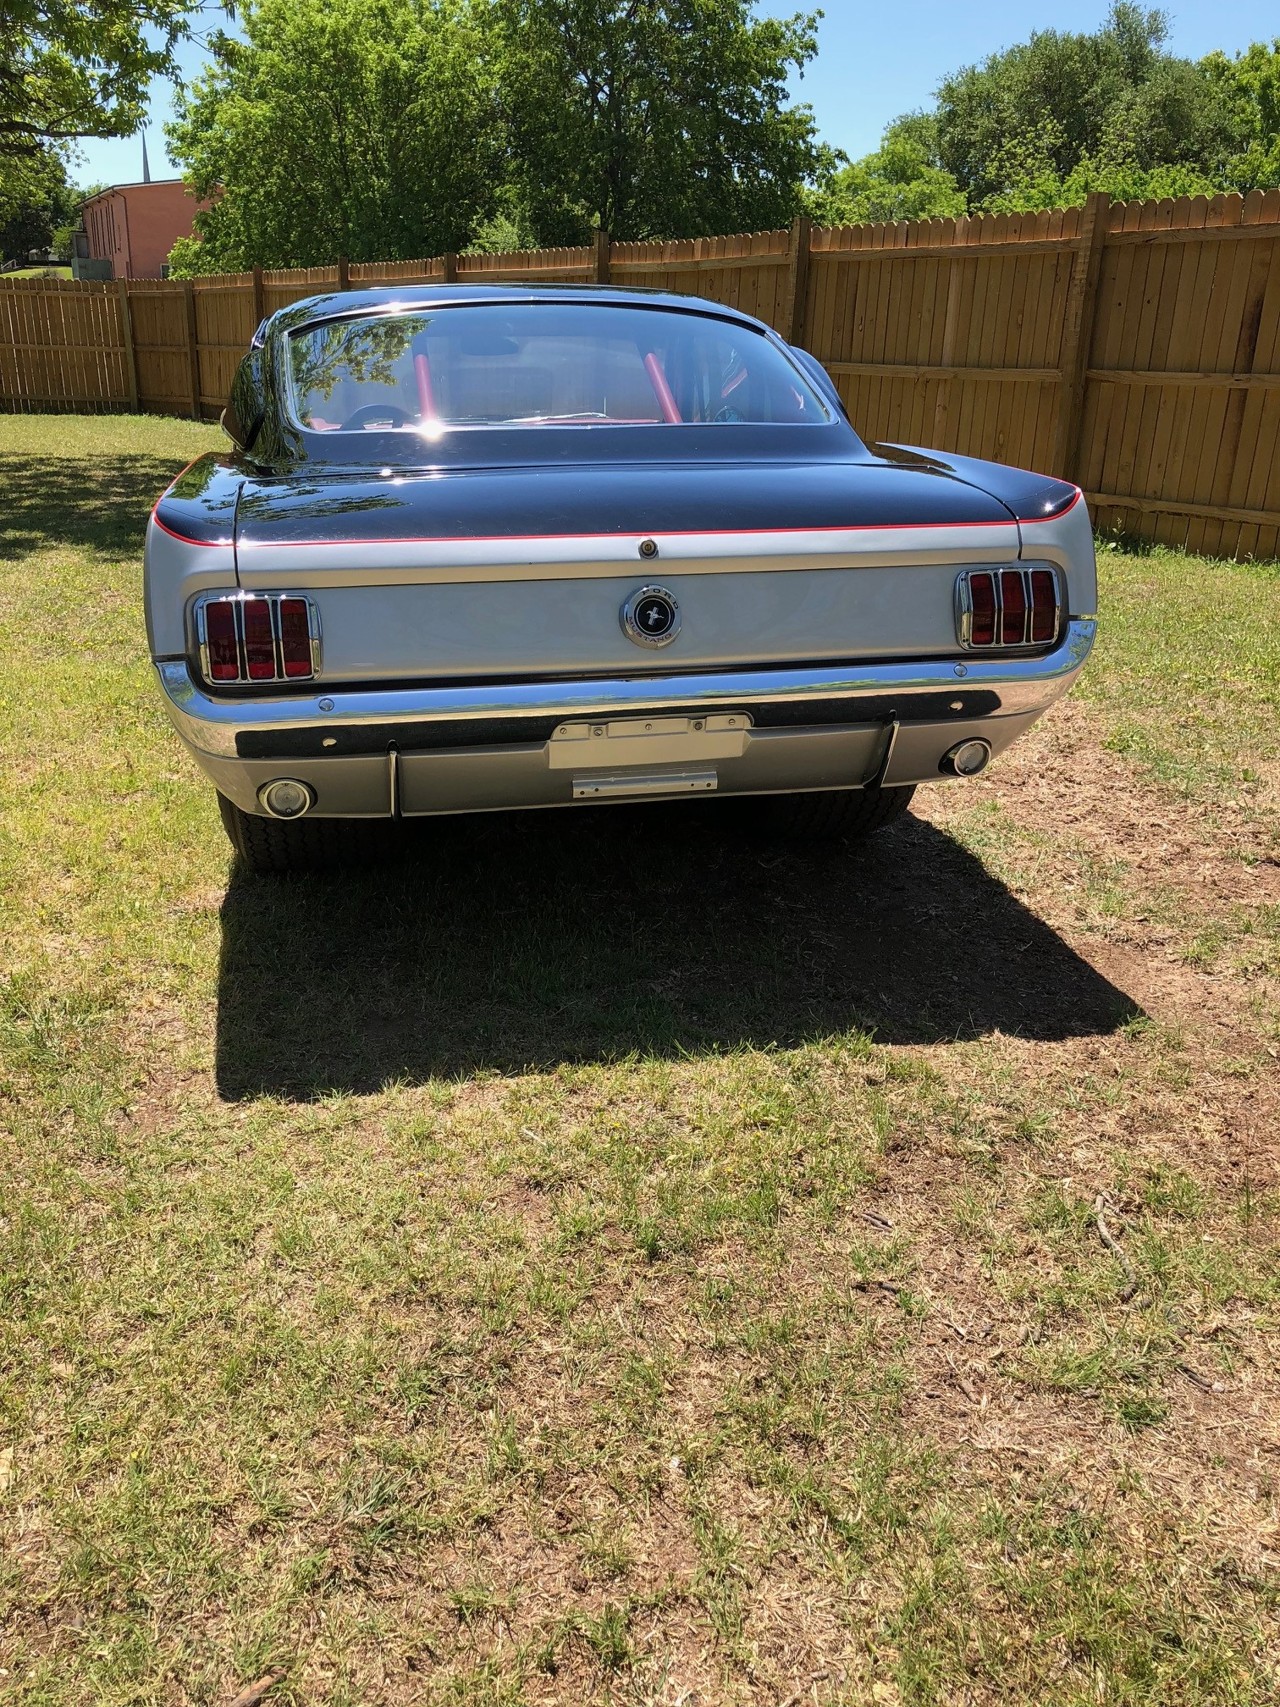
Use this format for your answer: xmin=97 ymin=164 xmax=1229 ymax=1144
xmin=547 ymin=712 xmax=751 ymax=770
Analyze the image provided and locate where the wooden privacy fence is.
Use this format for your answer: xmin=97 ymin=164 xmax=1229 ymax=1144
xmin=5 ymin=190 xmax=1280 ymax=558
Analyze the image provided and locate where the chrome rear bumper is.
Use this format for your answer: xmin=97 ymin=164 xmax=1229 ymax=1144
xmin=157 ymin=618 xmax=1095 ymax=759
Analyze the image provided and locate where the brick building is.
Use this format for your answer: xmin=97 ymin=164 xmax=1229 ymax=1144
xmin=77 ymin=180 xmax=208 ymax=280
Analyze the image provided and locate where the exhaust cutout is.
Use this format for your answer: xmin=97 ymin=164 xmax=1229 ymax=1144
xmin=940 ymin=738 xmax=991 ymax=778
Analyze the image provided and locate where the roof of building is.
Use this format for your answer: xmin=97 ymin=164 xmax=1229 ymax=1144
xmin=80 ymin=179 xmax=191 ymax=205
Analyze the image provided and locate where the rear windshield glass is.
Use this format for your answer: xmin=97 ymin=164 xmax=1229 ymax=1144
xmin=286 ymin=303 xmax=829 ymax=432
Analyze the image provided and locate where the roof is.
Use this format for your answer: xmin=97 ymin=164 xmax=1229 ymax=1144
xmin=266 ymin=283 xmax=770 ymax=338
xmin=79 ymin=179 xmax=191 ymax=205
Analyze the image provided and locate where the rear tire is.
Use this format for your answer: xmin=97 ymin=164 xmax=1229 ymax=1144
xmin=217 ymin=791 xmax=374 ymax=875
xmin=753 ymin=784 xmax=916 ymax=842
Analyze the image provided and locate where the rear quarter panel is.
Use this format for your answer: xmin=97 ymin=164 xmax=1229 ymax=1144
xmin=145 ymin=455 xmax=241 ymax=657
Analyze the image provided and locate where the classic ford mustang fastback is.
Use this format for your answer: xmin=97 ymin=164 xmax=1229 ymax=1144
xmin=145 ymin=285 xmax=1096 ymax=873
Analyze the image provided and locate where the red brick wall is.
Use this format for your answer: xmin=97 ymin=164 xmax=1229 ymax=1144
xmin=80 ymin=181 xmax=207 ymax=279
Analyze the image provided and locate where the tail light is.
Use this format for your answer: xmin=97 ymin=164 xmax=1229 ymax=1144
xmin=956 ymin=567 xmax=1061 ymax=650
xmin=193 ymin=593 xmax=321 ymax=685
xmin=277 ymin=598 xmax=315 ymax=678
xmin=241 ymin=596 xmax=276 ymax=681
xmin=202 ymin=598 xmax=240 ymax=682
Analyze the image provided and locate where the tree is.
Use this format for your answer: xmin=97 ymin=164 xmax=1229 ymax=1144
xmin=809 ymin=115 xmax=964 ymax=226
xmin=932 ymin=4 xmax=1244 ymax=210
xmin=815 ymin=10 xmax=1280 ymax=224
xmin=491 ymin=0 xmax=837 ymax=243
xmin=0 ymin=148 xmax=79 ymax=260
xmin=166 ymin=0 xmax=503 ymax=271
xmin=2 ymin=0 xmax=198 ymax=160
xmin=1203 ymin=39 xmax=1280 ymax=192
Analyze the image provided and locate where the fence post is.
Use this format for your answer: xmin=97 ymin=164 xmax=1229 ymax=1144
xmin=337 ymin=254 xmax=350 ymax=290
xmin=1052 ymin=191 xmax=1109 ymax=483
xmin=116 ymin=278 xmax=139 ymax=412
xmin=593 ymin=229 xmax=611 ymax=284
xmin=252 ymin=263 xmax=265 ymax=328
xmin=783 ymin=215 xmax=811 ymax=346
xmin=182 ymin=278 xmax=200 ymax=419
xmin=443 ymin=252 xmax=458 ymax=283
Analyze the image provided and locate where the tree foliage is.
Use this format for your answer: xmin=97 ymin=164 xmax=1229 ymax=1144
xmin=931 ymin=5 xmax=1245 ymax=209
xmin=841 ymin=7 xmax=1280 ymax=222
xmin=809 ymin=115 xmax=964 ymax=226
xmin=167 ymin=0 xmax=503 ymax=271
xmin=0 ymin=146 xmax=79 ymax=259
xmin=1 ymin=0 xmax=198 ymax=159
xmin=491 ymin=0 xmax=834 ymax=243
xmin=167 ymin=0 xmax=835 ymax=266
xmin=1204 ymin=39 xmax=1280 ymax=193
xmin=163 ymin=0 xmax=1280 ymax=273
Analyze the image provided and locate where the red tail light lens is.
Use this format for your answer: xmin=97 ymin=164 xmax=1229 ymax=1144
xmin=968 ymin=571 xmax=996 ymax=646
xmin=203 ymin=598 xmax=240 ymax=681
xmin=241 ymin=596 xmax=276 ymax=680
xmin=278 ymin=598 xmax=313 ymax=678
xmin=1030 ymin=569 xmax=1058 ymax=642
xmin=999 ymin=569 xmax=1027 ymax=644
xmin=958 ymin=567 xmax=1060 ymax=650
xmin=194 ymin=594 xmax=320 ymax=685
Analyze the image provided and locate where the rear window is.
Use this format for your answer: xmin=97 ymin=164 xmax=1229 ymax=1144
xmin=286 ymin=303 xmax=829 ymax=433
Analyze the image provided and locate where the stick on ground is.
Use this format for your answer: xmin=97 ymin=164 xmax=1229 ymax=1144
xmin=225 ymin=1668 xmax=287 ymax=1707
xmin=1095 ymin=1194 xmax=1139 ymax=1302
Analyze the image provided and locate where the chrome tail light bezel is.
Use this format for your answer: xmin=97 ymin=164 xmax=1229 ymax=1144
xmin=955 ymin=565 xmax=1063 ymax=651
xmin=192 ymin=592 xmax=322 ymax=686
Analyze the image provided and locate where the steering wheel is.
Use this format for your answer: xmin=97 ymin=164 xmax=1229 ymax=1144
xmin=339 ymin=402 xmax=412 ymax=431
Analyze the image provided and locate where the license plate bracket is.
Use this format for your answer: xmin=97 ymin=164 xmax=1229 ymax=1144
xmin=572 ymin=769 xmax=718 ymax=799
xmin=548 ymin=712 xmax=749 ymax=770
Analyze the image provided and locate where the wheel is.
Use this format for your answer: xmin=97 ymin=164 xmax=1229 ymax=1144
xmin=216 ymin=791 xmax=375 ymax=875
xmin=752 ymin=784 xmax=916 ymax=842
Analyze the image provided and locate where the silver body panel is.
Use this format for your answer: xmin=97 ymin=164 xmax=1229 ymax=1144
xmin=278 ymin=560 xmax=1031 ymax=683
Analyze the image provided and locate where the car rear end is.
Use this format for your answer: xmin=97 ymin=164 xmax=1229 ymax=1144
xmin=145 ymin=290 xmax=1096 ymax=868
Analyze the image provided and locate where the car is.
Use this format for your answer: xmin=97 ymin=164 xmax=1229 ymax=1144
xmin=145 ymin=285 xmax=1097 ymax=875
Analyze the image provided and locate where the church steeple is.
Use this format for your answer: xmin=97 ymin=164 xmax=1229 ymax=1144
xmin=141 ymin=130 xmax=151 ymax=184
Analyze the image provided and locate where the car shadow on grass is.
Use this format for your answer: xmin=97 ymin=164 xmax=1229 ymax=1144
xmin=0 ymin=454 xmax=184 ymax=558
xmin=214 ymin=802 xmax=1140 ymax=1100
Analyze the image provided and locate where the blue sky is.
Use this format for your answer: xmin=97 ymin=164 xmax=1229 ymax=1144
xmin=77 ymin=0 xmax=1280 ymax=189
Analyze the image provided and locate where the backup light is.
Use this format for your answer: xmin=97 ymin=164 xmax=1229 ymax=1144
xmin=956 ymin=566 xmax=1061 ymax=650
xmin=194 ymin=593 xmax=321 ymax=685
xmin=258 ymin=779 xmax=315 ymax=819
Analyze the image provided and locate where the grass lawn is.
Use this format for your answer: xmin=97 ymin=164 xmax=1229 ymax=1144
xmin=1 ymin=414 xmax=1278 ymax=1707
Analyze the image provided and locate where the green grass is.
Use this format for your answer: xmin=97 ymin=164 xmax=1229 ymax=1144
xmin=1080 ymin=540 xmax=1280 ymax=812
xmin=1 ymin=415 xmax=1279 ymax=1706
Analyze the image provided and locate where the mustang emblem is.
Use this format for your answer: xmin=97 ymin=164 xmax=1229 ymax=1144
xmin=622 ymin=584 xmax=681 ymax=648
